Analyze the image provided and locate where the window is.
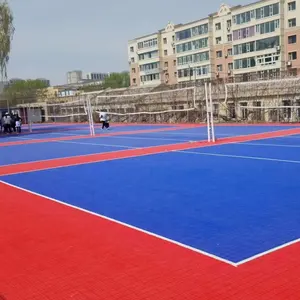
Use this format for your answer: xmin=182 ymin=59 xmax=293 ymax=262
xmin=176 ymin=24 xmax=208 ymax=41
xmin=176 ymin=38 xmax=208 ymax=53
xmin=138 ymin=50 xmax=158 ymax=61
xmin=137 ymin=38 xmax=158 ymax=49
xmin=177 ymin=51 xmax=209 ymax=65
xmin=164 ymin=50 xmax=168 ymax=55
xmin=288 ymin=1 xmax=296 ymax=11
xmin=216 ymin=50 xmax=222 ymax=58
xmin=256 ymin=36 xmax=279 ymax=51
xmin=288 ymin=35 xmax=297 ymax=44
xmin=289 ymin=51 xmax=297 ymax=60
xmin=215 ymin=23 xmax=221 ymax=31
xmin=164 ymin=62 xmax=168 ymax=68
xmin=173 ymin=60 xmax=176 ymax=66
xmin=172 ymin=35 xmax=175 ymax=41
xmin=140 ymin=62 xmax=160 ymax=72
xmin=217 ymin=64 xmax=223 ymax=72
xmin=163 ymin=38 xmax=167 ymax=44
xmin=255 ymin=20 xmax=280 ymax=35
xmin=173 ymin=47 xmax=175 ymax=54
xmin=216 ymin=37 xmax=222 ymax=44
xmin=131 ymin=57 xmax=135 ymax=63
xmin=289 ymin=18 xmax=296 ymax=27
xmin=130 ymin=47 xmax=134 ymax=52
xmin=131 ymin=68 xmax=136 ymax=73
xmin=234 ymin=57 xmax=256 ymax=69
xmin=228 ymin=62 xmax=233 ymax=70
xmin=227 ymin=34 xmax=232 ymax=42
xmin=227 ymin=19 xmax=232 ymax=28
xmin=227 ymin=49 xmax=232 ymax=56
xmin=132 ymin=78 xmax=136 ymax=84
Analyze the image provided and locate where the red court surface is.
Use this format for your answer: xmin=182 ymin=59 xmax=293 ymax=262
xmin=0 ymin=182 xmax=299 ymax=300
xmin=1 ymin=124 xmax=300 ymax=300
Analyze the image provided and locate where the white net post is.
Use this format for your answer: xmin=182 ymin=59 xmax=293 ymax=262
xmin=205 ymin=82 xmax=215 ymax=143
xmin=205 ymin=82 xmax=211 ymax=142
xmin=86 ymin=96 xmax=95 ymax=136
xmin=28 ymin=105 xmax=33 ymax=133
xmin=209 ymin=82 xmax=215 ymax=142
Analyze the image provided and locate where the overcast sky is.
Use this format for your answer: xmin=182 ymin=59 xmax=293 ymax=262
xmin=8 ymin=0 xmax=252 ymax=85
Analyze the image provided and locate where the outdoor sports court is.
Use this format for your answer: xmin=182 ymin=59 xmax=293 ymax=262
xmin=0 ymin=122 xmax=300 ymax=299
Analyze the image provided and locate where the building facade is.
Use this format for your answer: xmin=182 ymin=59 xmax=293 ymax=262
xmin=128 ymin=0 xmax=300 ymax=86
xmin=67 ymin=70 xmax=83 ymax=84
xmin=84 ymin=72 xmax=108 ymax=81
xmin=67 ymin=70 xmax=109 ymax=84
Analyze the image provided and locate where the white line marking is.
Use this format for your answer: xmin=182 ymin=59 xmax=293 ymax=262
xmin=99 ymin=135 xmax=191 ymax=142
xmin=8 ymin=136 xmax=138 ymax=149
xmin=279 ymin=135 xmax=300 ymax=139
xmin=236 ymin=238 xmax=300 ymax=266
xmin=0 ymin=147 xmax=135 ymax=168
xmin=148 ymin=132 xmax=231 ymax=136
xmin=238 ymin=142 xmax=300 ymax=148
xmin=56 ymin=140 xmax=137 ymax=149
xmin=48 ymin=132 xmax=192 ymax=143
xmin=0 ymin=180 xmax=237 ymax=267
xmin=175 ymin=150 xmax=300 ymax=164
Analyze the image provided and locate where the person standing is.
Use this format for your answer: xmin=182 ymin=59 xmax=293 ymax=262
xmin=99 ymin=111 xmax=109 ymax=130
xmin=3 ymin=113 xmax=12 ymax=134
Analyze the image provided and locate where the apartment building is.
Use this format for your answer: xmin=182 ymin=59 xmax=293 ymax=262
xmin=174 ymin=18 xmax=211 ymax=82
xmin=128 ymin=0 xmax=299 ymax=86
xmin=128 ymin=22 xmax=178 ymax=86
xmin=285 ymin=0 xmax=300 ymax=75
xmin=231 ymin=0 xmax=285 ymax=81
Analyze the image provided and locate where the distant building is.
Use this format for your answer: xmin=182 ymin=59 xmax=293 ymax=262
xmin=67 ymin=70 xmax=109 ymax=84
xmin=128 ymin=0 xmax=300 ymax=86
xmin=67 ymin=70 xmax=83 ymax=84
xmin=84 ymin=72 xmax=108 ymax=81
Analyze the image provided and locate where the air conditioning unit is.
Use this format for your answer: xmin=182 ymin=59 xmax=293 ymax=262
xmin=276 ymin=46 xmax=280 ymax=52
xmin=287 ymin=61 xmax=292 ymax=67
xmin=216 ymin=72 xmax=220 ymax=77
xmin=227 ymin=26 xmax=231 ymax=32
xmin=228 ymin=70 xmax=231 ymax=74
xmin=171 ymin=42 xmax=175 ymax=47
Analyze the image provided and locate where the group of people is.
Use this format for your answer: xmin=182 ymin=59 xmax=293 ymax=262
xmin=1 ymin=112 xmax=22 ymax=134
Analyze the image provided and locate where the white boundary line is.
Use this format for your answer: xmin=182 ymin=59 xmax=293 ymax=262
xmin=0 ymin=180 xmax=237 ymax=267
xmin=10 ymin=136 xmax=139 ymax=149
xmin=236 ymin=238 xmax=300 ymax=266
xmin=55 ymin=140 xmax=138 ymax=149
xmin=237 ymin=142 xmax=300 ymax=148
xmin=175 ymin=150 xmax=300 ymax=164
xmin=46 ymin=133 xmax=192 ymax=143
xmin=1 ymin=179 xmax=298 ymax=267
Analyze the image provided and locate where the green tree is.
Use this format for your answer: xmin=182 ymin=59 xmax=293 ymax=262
xmin=0 ymin=0 xmax=15 ymax=80
xmin=4 ymin=79 xmax=49 ymax=106
xmin=102 ymin=72 xmax=130 ymax=89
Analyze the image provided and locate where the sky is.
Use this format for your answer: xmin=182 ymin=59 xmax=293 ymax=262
xmin=8 ymin=0 xmax=252 ymax=85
